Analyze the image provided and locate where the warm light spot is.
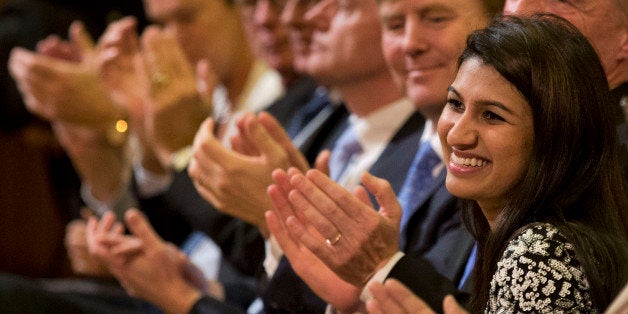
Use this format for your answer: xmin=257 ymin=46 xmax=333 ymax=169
xmin=115 ymin=119 xmax=128 ymax=133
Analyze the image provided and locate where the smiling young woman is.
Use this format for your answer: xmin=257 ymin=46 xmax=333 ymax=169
xmin=439 ymin=57 xmax=535 ymax=225
xmin=442 ymin=14 xmax=628 ymax=313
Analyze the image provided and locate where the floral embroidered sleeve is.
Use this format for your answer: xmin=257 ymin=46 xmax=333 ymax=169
xmin=487 ymin=224 xmax=595 ymax=313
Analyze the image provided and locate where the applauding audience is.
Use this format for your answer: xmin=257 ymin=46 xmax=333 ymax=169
xmin=367 ymin=14 xmax=627 ymax=313
xmin=2 ymin=0 xmax=627 ymax=312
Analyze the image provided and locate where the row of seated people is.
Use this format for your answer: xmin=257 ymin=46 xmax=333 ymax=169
xmin=2 ymin=0 xmax=627 ymax=313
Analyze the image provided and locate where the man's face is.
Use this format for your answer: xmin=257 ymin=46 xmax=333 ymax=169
xmin=302 ymin=0 xmax=388 ymax=86
xmin=504 ymin=0 xmax=628 ymax=88
xmin=239 ymin=0 xmax=294 ymax=74
xmin=379 ymin=0 xmax=489 ymax=117
xmin=281 ymin=0 xmax=322 ymax=73
xmin=143 ymin=0 xmax=242 ymax=82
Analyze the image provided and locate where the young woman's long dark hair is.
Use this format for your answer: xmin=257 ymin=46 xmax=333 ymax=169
xmin=458 ymin=15 xmax=628 ymax=312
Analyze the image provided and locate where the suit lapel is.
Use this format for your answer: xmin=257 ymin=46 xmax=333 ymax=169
xmin=296 ymin=104 xmax=349 ymax=165
xmin=264 ymin=76 xmax=318 ymax=128
xmin=368 ymin=112 xmax=424 ymax=208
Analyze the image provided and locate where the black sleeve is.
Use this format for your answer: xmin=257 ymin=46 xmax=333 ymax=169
xmin=391 ymin=190 xmax=474 ymax=314
xmin=136 ymin=170 xmax=265 ymax=277
xmin=387 ymin=256 xmax=470 ymax=314
xmin=261 ymin=257 xmax=327 ymax=313
xmin=189 ymin=295 xmax=245 ymax=314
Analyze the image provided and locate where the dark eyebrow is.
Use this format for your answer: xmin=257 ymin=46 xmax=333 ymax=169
xmin=447 ymin=86 xmax=461 ymax=98
xmin=480 ymin=100 xmax=514 ymax=115
xmin=447 ymin=86 xmax=514 ymax=115
xmin=380 ymin=12 xmax=403 ymax=23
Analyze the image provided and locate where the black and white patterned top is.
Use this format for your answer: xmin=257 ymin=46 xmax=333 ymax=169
xmin=486 ymin=223 xmax=595 ymax=313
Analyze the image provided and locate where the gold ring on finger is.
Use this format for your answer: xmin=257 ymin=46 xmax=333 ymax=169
xmin=326 ymin=233 xmax=342 ymax=246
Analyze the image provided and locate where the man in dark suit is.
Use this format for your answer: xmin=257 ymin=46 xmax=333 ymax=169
xmin=262 ymin=112 xmax=424 ymax=313
xmin=164 ymin=0 xmax=422 ymax=312
xmin=197 ymin=0 xmax=430 ymax=312
xmin=264 ymin=0 xmax=503 ymax=313
xmin=131 ymin=0 xmax=351 ymax=309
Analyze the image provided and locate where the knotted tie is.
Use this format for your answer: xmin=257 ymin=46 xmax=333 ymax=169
xmin=328 ymin=128 xmax=363 ymax=181
xmin=397 ymin=141 xmax=443 ymax=238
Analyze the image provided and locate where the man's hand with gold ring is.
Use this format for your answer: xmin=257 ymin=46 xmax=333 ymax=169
xmin=271 ymin=169 xmax=402 ymax=286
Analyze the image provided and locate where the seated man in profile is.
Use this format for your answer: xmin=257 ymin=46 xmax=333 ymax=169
xmin=264 ymin=0 xmax=502 ymax=312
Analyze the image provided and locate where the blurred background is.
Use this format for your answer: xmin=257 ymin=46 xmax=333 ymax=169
xmin=0 ymin=0 xmax=147 ymax=278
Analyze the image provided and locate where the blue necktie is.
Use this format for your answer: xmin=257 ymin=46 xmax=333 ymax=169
xmin=397 ymin=141 xmax=444 ymax=247
xmin=328 ymin=127 xmax=362 ymax=181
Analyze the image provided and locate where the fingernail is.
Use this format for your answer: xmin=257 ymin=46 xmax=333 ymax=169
xmin=290 ymin=174 xmax=304 ymax=186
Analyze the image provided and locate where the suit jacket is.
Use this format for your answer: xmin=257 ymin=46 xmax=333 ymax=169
xmin=386 ymin=152 xmax=475 ymax=314
xmin=398 ymin=181 xmax=474 ymax=287
xmin=262 ymin=111 xmax=425 ymax=313
xmin=265 ymin=76 xmax=319 ymax=130
xmin=189 ymin=295 xmax=245 ymax=314
xmin=137 ymin=76 xmax=322 ymax=277
xmin=297 ymin=102 xmax=349 ymax=164
xmin=388 ymin=217 xmax=475 ymax=313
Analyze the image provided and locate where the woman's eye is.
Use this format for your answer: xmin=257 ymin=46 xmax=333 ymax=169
xmin=447 ymin=98 xmax=464 ymax=111
xmin=482 ymin=111 xmax=505 ymax=121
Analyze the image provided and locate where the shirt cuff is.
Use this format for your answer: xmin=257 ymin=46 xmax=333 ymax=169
xmin=171 ymin=145 xmax=193 ymax=172
xmin=263 ymin=236 xmax=284 ymax=278
xmin=359 ymin=251 xmax=405 ymax=303
xmin=80 ymin=182 xmax=137 ymax=218
xmin=324 ymin=303 xmax=337 ymax=314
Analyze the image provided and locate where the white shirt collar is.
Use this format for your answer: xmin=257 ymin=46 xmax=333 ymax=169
xmin=237 ymin=60 xmax=284 ymax=112
xmin=213 ymin=60 xmax=284 ymax=147
xmin=349 ymin=97 xmax=415 ymax=153
xmin=419 ymin=119 xmax=446 ymax=177
xmin=419 ymin=119 xmax=444 ymax=161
